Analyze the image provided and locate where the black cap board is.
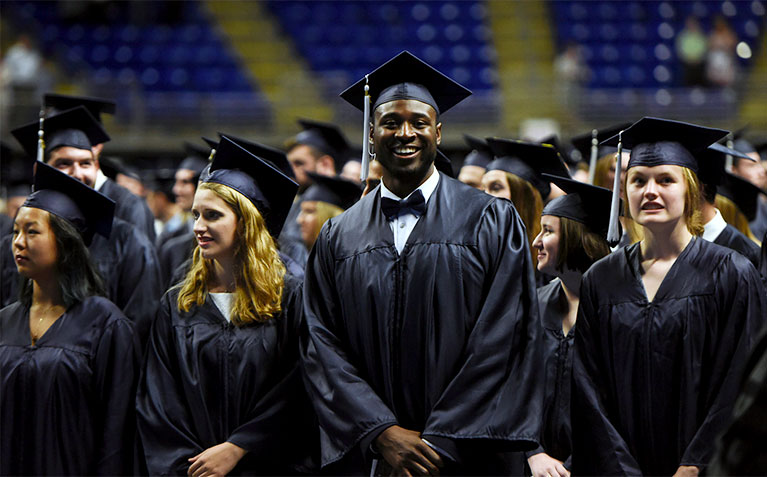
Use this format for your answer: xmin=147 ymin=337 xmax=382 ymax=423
xmin=600 ymin=117 xmax=729 ymax=174
xmin=435 ymin=150 xmax=455 ymax=178
xmin=463 ymin=135 xmax=493 ymax=169
xmin=219 ymin=133 xmax=296 ymax=181
xmin=12 ymin=106 xmax=110 ymax=161
xmin=23 ymin=162 xmax=115 ymax=245
xmin=485 ymin=138 xmax=571 ymax=199
xmin=541 ymin=173 xmax=615 ymax=238
xmin=202 ymin=136 xmax=299 ymax=237
xmin=295 ymin=119 xmax=351 ymax=165
xmin=719 ymin=172 xmax=766 ymax=222
xmin=340 ymin=50 xmax=471 ymax=115
xmin=570 ymin=122 xmax=632 ymax=161
xmin=179 ymin=140 xmax=211 ymax=174
xmin=302 ymin=172 xmax=362 ymax=210
xmin=697 ymin=142 xmax=755 ymax=187
xmin=44 ymin=93 xmax=116 ymax=123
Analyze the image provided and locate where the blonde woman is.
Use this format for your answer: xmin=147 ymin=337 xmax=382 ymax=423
xmin=572 ymin=118 xmax=766 ymax=476
xmin=137 ymin=137 xmax=317 ymax=476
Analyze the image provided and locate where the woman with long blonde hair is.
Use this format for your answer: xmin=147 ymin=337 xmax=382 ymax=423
xmin=137 ymin=137 xmax=317 ymax=476
xmin=572 ymin=118 xmax=766 ymax=476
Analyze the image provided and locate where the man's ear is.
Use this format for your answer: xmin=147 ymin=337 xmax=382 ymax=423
xmin=91 ymin=143 xmax=104 ymax=160
xmin=436 ymin=122 xmax=442 ymax=146
xmin=317 ymin=155 xmax=336 ymax=176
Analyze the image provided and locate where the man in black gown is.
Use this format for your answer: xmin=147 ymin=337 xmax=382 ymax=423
xmin=44 ymin=93 xmax=156 ymax=242
xmin=302 ymin=51 xmax=542 ymax=475
xmin=6 ymin=106 xmax=161 ymax=346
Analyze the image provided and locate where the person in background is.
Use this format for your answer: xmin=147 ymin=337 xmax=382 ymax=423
xmin=296 ymin=173 xmax=361 ymax=251
xmin=731 ymin=138 xmax=767 ymax=239
xmin=137 ymin=137 xmax=317 ymax=476
xmin=1 ymin=163 xmax=139 ymax=475
xmin=458 ymin=134 xmax=492 ymax=189
xmin=44 ymin=93 xmax=156 ymax=242
xmin=676 ymin=16 xmax=708 ymax=86
xmin=8 ymin=106 xmax=161 ymax=347
xmin=525 ymin=175 xmax=612 ymax=477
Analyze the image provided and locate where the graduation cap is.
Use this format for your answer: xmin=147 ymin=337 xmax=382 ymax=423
xmin=295 ymin=119 xmax=351 ymax=165
xmin=697 ymin=142 xmax=755 ymax=187
xmin=180 ymin=140 xmax=212 ymax=174
xmin=718 ymin=172 xmax=766 ymax=222
xmin=340 ymin=50 xmax=472 ymax=181
xmin=44 ymin=93 xmax=116 ymax=123
xmin=485 ymin=138 xmax=570 ymax=199
xmin=202 ymin=136 xmax=299 ymax=237
xmin=571 ymin=122 xmax=632 ymax=184
xmin=541 ymin=174 xmax=615 ymax=239
xmin=219 ymin=133 xmax=296 ymax=180
xmin=22 ymin=162 xmax=115 ymax=244
xmin=302 ymin=172 xmax=362 ymax=210
xmin=463 ymin=135 xmax=493 ymax=169
xmin=11 ymin=106 xmax=110 ymax=161
xmin=600 ymin=117 xmax=729 ymax=244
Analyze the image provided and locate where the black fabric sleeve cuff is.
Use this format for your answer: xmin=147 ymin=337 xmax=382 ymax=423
xmin=360 ymin=423 xmax=397 ymax=460
xmin=421 ymin=435 xmax=460 ymax=463
xmin=524 ymin=444 xmax=545 ymax=459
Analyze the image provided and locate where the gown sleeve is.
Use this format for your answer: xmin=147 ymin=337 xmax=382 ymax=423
xmin=301 ymin=222 xmax=398 ymax=467
xmin=421 ymin=200 xmax=543 ymax=453
xmin=92 ymin=307 xmax=141 ymax=475
xmin=136 ymin=294 xmax=202 ymax=476
xmin=680 ymin=254 xmax=767 ymax=468
xmin=114 ymin=224 xmax=162 ymax=348
xmin=571 ymin=271 xmax=642 ymax=476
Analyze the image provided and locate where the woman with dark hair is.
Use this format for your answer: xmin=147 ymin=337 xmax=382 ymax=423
xmin=526 ymin=176 xmax=611 ymax=477
xmin=137 ymin=136 xmax=317 ymax=476
xmin=0 ymin=163 xmax=139 ymax=475
xmin=572 ymin=118 xmax=767 ymax=476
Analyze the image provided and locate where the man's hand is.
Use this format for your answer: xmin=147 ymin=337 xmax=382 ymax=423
xmin=187 ymin=442 xmax=247 ymax=477
xmin=375 ymin=425 xmax=444 ymax=476
xmin=673 ymin=465 xmax=699 ymax=477
xmin=527 ymin=452 xmax=569 ymax=477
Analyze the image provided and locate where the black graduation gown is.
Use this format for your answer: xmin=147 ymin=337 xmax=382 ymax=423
xmin=0 ymin=218 xmax=162 ymax=346
xmin=155 ymin=213 xmax=192 ymax=250
xmin=572 ymin=238 xmax=767 ymax=475
xmin=302 ymin=175 xmax=542 ymax=472
xmin=159 ymin=233 xmax=196 ymax=289
xmin=526 ymin=279 xmax=573 ymax=466
xmin=0 ymin=297 xmax=140 ymax=475
xmin=713 ymin=223 xmax=761 ymax=269
xmin=99 ymin=177 xmax=156 ymax=242
xmin=136 ymin=275 xmax=318 ymax=476
xmin=760 ymin=230 xmax=766 ymax=284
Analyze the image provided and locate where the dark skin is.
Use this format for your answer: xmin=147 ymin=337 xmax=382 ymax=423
xmin=370 ymin=99 xmax=445 ymax=475
xmin=371 ymin=99 xmax=442 ymax=198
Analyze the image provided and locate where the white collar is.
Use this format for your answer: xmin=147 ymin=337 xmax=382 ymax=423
xmin=94 ymin=168 xmax=108 ymax=191
xmin=702 ymin=209 xmax=728 ymax=242
xmin=380 ymin=166 xmax=440 ymax=202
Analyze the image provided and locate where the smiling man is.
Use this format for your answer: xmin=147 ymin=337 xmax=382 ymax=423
xmin=301 ymin=51 xmax=543 ymax=475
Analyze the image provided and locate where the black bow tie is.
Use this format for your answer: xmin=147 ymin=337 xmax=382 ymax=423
xmin=381 ymin=190 xmax=427 ymax=220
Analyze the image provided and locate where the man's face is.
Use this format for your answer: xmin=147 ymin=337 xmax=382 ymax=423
xmin=287 ymin=144 xmax=319 ymax=190
xmin=458 ymin=165 xmax=486 ymax=189
xmin=47 ymin=146 xmax=98 ymax=187
xmin=173 ymin=169 xmax=198 ymax=211
xmin=732 ymin=152 xmax=767 ymax=189
xmin=372 ymin=99 xmax=441 ymax=181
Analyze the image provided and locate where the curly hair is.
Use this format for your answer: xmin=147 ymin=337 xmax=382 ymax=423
xmin=176 ymin=182 xmax=286 ymax=325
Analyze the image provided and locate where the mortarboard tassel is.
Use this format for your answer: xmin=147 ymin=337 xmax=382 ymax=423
xmin=587 ymin=128 xmax=598 ymax=184
xmin=725 ymin=133 xmax=734 ymax=172
xmin=208 ymin=148 xmax=216 ymax=162
xmin=360 ymin=75 xmax=371 ymax=182
xmin=36 ymin=108 xmax=45 ymax=163
xmin=606 ymin=130 xmax=624 ymax=246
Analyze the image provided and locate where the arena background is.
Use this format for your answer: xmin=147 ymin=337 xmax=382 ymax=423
xmin=1 ymin=0 xmax=765 ymax=174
